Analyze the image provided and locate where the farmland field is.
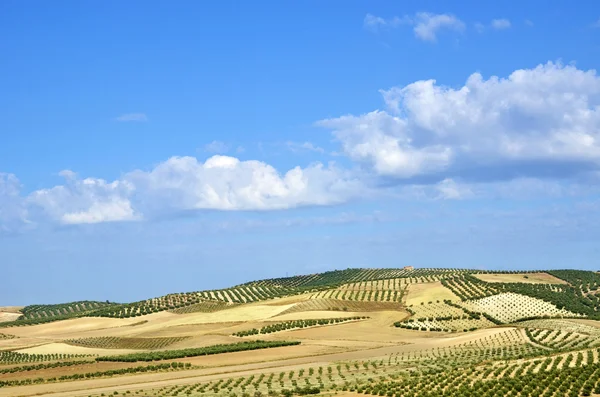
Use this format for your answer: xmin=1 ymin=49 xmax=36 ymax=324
xmin=404 ymin=281 xmax=459 ymax=305
xmin=473 ymin=272 xmax=568 ymax=284
xmin=4 ymin=267 xmax=600 ymax=397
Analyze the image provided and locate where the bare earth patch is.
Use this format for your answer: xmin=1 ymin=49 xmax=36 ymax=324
xmin=0 ymin=306 xmax=24 ymax=313
xmin=16 ymin=342 xmax=139 ymax=356
xmin=405 ymin=281 xmax=460 ymax=305
xmin=0 ymin=312 xmax=22 ymax=323
xmin=473 ymin=273 xmax=568 ymax=284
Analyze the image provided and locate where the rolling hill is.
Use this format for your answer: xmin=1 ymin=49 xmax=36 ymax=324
xmin=3 ymin=267 xmax=600 ymax=397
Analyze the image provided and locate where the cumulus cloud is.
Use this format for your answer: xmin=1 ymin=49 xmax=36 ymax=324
xmin=3 ymin=61 xmax=600 ymax=228
xmin=318 ymin=62 xmax=600 ymax=181
xmin=115 ymin=113 xmax=148 ymax=122
xmin=491 ymin=18 xmax=511 ymax=30
xmin=127 ymin=156 xmax=361 ymax=212
xmin=14 ymin=156 xmax=363 ymax=225
xmin=364 ymin=12 xmax=464 ymax=42
xmin=28 ymin=172 xmax=139 ymax=224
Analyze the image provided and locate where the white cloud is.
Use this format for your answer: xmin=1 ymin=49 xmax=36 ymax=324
xmin=127 ymin=155 xmax=361 ymax=212
xmin=413 ymin=12 xmax=465 ymax=41
xmin=203 ymin=140 xmax=230 ymax=153
xmin=435 ymin=178 xmax=473 ymax=200
xmin=285 ymin=141 xmax=325 ymax=154
xmin=318 ymin=62 xmax=600 ymax=180
xmin=4 ymin=61 xmax=600 ymax=228
xmin=363 ymin=14 xmax=410 ymax=31
xmin=491 ymin=18 xmax=511 ymax=30
xmin=28 ymin=173 xmax=139 ymax=224
xmin=364 ymin=12 xmax=464 ymax=42
xmin=115 ymin=113 xmax=148 ymax=122
xmin=2 ymin=155 xmax=362 ymax=226
xmin=319 ymin=111 xmax=452 ymax=178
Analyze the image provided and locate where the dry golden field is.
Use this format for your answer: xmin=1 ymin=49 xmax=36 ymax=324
xmin=473 ymin=272 xmax=568 ymax=284
xmin=3 ymin=269 xmax=600 ymax=397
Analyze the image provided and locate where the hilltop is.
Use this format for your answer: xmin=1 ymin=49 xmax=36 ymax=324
xmin=2 ymin=267 xmax=600 ymax=397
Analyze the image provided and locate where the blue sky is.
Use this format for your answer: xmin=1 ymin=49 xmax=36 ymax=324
xmin=1 ymin=1 xmax=600 ymax=305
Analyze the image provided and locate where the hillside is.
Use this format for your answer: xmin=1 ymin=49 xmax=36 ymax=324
xmin=3 ymin=267 xmax=600 ymax=397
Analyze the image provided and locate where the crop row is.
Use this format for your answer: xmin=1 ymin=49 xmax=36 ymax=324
xmin=339 ymin=278 xmax=430 ymax=291
xmin=462 ymin=292 xmax=581 ymax=323
xmin=443 ymin=271 xmax=600 ymax=320
xmin=96 ymin=340 xmax=301 ymax=362
xmin=0 ymin=351 xmax=93 ymax=364
xmin=0 ymin=360 xmax=92 ymax=375
xmin=518 ymin=319 xmax=600 ymax=336
xmin=65 ymin=336 xmax=190 ymax=350
xmin=3 ymin=284 xmax=306 ymax=326
xmin=548 ymin=270 xmax=600 ymax=293
xmin=277 ymin=299 xmax=403 ymax=316
xmin=254 ymin=268 xmax=475 ymax=289
xmin=19 ymin=301 xmax=116 ymax=320
xmin=358 ymin=353 xmax=600 ymax=397
xmin=169 ymin=300 xmax=233 ymax=314
xmin=525 ymin=328 xmax=599 ymax=351
xmin=109 ymin=335 xmax=571 ymax=397
xmin=88 ymin=285 xmax=299 ymax=319
xmin=441 ymin=275 xmax=500 ymax=300
xmin=395 ymin=300 xmax=500 ymax=332
xmin=233 ymin=317 xmax=367 ymax=336
xmin=0 ymin=362 xmax=192 ymax=389
xmin=311 ymin=288 xmax=404 ymax=302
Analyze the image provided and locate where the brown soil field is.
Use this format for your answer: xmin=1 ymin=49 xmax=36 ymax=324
xmin=404 ymin=281 xmax=459 ymax=305
xmin=473 ymin=272 xmax=568 ymax=284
